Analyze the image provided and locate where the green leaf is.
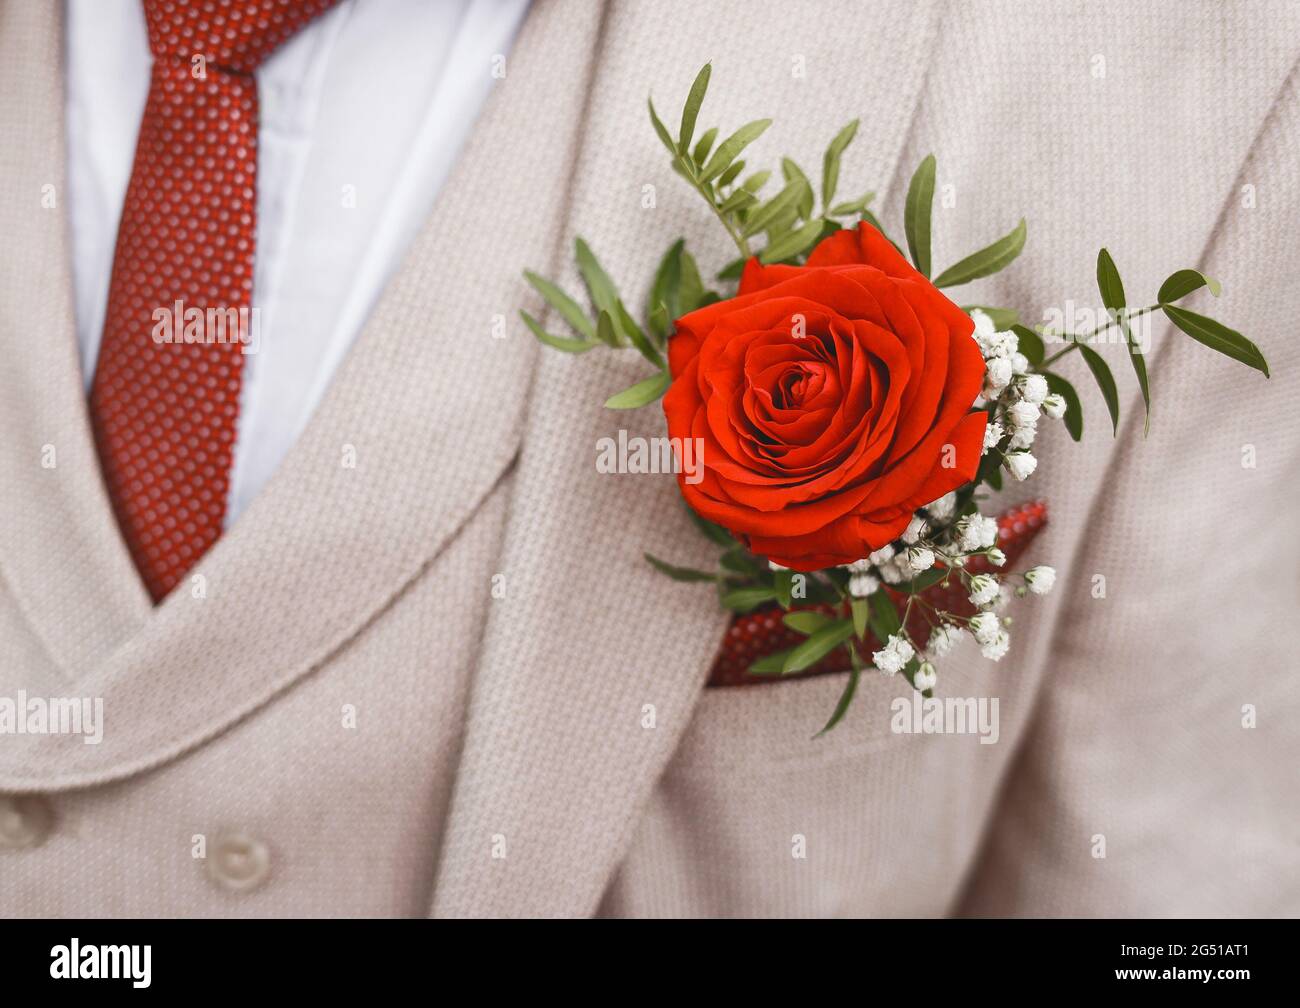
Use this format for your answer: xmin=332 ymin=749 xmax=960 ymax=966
xmin=903 ymin=154 xmax=936 ymax=278
xmin=716 ymin=257 xmax=746 ymax=282
xmin=907 ymin=566 xmax=950 ymax=592
xmin=647 ymin=98 xmax=677 ymax=158
xmin=1096 ymin=249 xmax=1149 ymax=434
xmin=741 ymin=170 xmax=772 ymax=194
xmin=867 ymin=588 xmax=902 ymax=643
xmin=717 ymin=159 xmax=746 ymax=188
xmin=594 ymin=310 xmax=620 ymax=348
xmin=721 ymin=586 xmax=778 ymax=613
xmin=1126 ymin=339 xmax=1151 ymax=436
xmin=1076 ymin=342 xmax=1120 ymax=435
xmin=743 ymin=179 xmax=811 ymax=238
xmin=1092 ymin=252 xmax=1144 ymax=434
xmin=933 ymin=218 xmax=1027 ymax=289
xmin=684 ymin=505 xmax=734 ymax=547
xmin=519 ymin=310 xmax=595 ymax=354
xmin=643 ymin=552 xmax=716 ymax=583
xmin=774 ymin=569 xmax=798 ymax=609
xmin=604 ymin=370 xmax=670 ymax=409
xmin=749 ymin=647 xmax=796 ymax=676
xmin=650 ymin=239 xmax=685 ymax=322
xmin=721 ymin=547 xmax=766 ymax=578
xmin=575 ymin=239 xmax=622 ymax=334
xmin=1043 ymin=372 xmax=1083 ymax=441
xmin=820 ymin=118 xmax=860 ymax=211
xmin=850 ymin=597 xmax=870 ymax=640
xmin=783 ymin=609 xmax=831 ymax=635
xmin=523 ymin=271 xmax=594 ymax=340
xmin=678 ymin=63 xmax=711 ymax=155
xmin=717 ymin=189 xmax=758 ymax=214
xmin=780 ymin=158 xmax=815 ymax=218
xmin=617 ymin=302 xmax=665 ymax=369
xmin=1158 ymin=268 xmax=1221 ymax=304
xmin=691 ymin=127 xmax=718 ymax=167
xmin=828 ymin=190 xmax=875 ymax=217
xmin=647 ymin=302 xmax=671 ymax=342
xmin=1010 ymin=323 xmax=1045 ymax=367
xmin=1095 ymin=248 xmax=1126 ymax=317
xmin=815 ymin=664 xmax=860 ymax=737
xmin=1162 ymin=305 xmax=1269 ymax=377
xmin=759 ymin=216 xmax=826 ymax=264
xmin=783 ymin=619 xmax=854 ymax=674
xmin=700 ymin=119 xmax=772 ymax=183
xmin=677 ymin=248 xmax=708 ymax=313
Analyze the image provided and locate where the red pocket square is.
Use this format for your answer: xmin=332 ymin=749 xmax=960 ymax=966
xmin=708 ymin=501 xmax=1048 ymax=687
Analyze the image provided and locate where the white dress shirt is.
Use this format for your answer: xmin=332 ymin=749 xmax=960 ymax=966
xmin=65 ymin=0 xmax=529 ymax=524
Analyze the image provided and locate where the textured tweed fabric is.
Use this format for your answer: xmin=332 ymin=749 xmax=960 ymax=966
xmin=1 ymin=1 xmax=1297 ymax=918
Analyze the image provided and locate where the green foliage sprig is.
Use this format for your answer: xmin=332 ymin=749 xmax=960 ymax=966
xmin=521 ymin=63 xmax=1272 ymax=730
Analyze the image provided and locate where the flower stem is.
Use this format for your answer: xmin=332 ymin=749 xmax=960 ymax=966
xmin=1039 ymin=303 xmax=1160 ymax=367
xmin=676 ymin=155 xmax=751 ymax=260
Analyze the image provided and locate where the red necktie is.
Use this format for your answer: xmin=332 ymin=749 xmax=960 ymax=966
xmin=89 ymin=0 xmax=339 ymax=602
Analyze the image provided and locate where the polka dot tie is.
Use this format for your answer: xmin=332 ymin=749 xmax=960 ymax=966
xmin=89 ymin=0 xmax=340 ymax=602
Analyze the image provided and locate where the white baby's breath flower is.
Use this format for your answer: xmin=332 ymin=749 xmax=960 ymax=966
xmin=768 ymin=559 xmax=787 ymax=571
xmin=970 ymin=309 xmax=996 ymax=339
xmin=1011 ymin=351 xmax=1030 ymax=375
xmin=913 ymin=661 xmax=938 ymax=692
xmin=1005 ymin=451 xmax=1038 ymax=481
xmin=1007 ymin=399 xmax=1040 ymax=429
xmin=969 ymin=612 xmax=1001 ymax=646
xmin=879 ymin=557 xmax=909 ymax=585
xmin=905 ymin=546 xmax=936 ymax=575
xmin=968 ymin=574 xmax=1000 ymax=607
xmin=1007 ymin=425 xmax=1037 ymax=451
xmin=983 ymin=357 xmax=1013 ymax=395
xmin=983 ymin=421 xmax=1004 ymax=451
xmin=902 ymin=515 xmax=929 ymax=544
xmin=926 ymin=492 xmax=957 ymax=522
xmin=980 ymin=630 xmax=1011 ymax=662
xmin=928 ymin=623 xmax=965 ymax=656
xmin=1025 ymin=565 xmax=1057 ymax=595
xmin=954 ymin=513 xmax=998 ymax=553
xmin=1041 ymin=393 xmax=1067 ymax=420
xmin=987 ymin=547 xmax=1007 ymax=567
xmin=848 ymin=572 xmax=880 ymax=598
xmin=867 ymin=544 xmax=896 ymax=565
xmin=1019 ymin=373 xmax=1048 ymax=404
xmin=846 ymin=558 xmax=872 ymax=573
xmin=983 ymin=329 xmax=1018 ymax=360
xmin=872 ymin=634 xmax=914 ymax=676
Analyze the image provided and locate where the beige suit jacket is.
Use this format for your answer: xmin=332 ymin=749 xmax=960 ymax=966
xmin=2 ymin=0 xmax=1297 ymax=917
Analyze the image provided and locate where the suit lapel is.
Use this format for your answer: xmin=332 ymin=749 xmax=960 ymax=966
xmin=0 ymin=0 xmax=153 ymax=681
xmin=431 ymin=0 xmax=943 ymax=917
xmin=0 ymin=0 xmax=609 ymax=789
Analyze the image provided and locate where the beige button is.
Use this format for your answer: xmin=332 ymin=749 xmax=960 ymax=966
xmin=0 ymin=794 xmax=55 ymax=850
xmin=207 ymin=831 xmax=271 ymax=892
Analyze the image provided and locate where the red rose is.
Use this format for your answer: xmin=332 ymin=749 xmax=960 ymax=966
xmin=663 ymin=222 xmax=987 ymax=571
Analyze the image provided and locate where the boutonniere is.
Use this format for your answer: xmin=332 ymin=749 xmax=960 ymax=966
xmin=523 ymin=65 xmax=1270 ymax=733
